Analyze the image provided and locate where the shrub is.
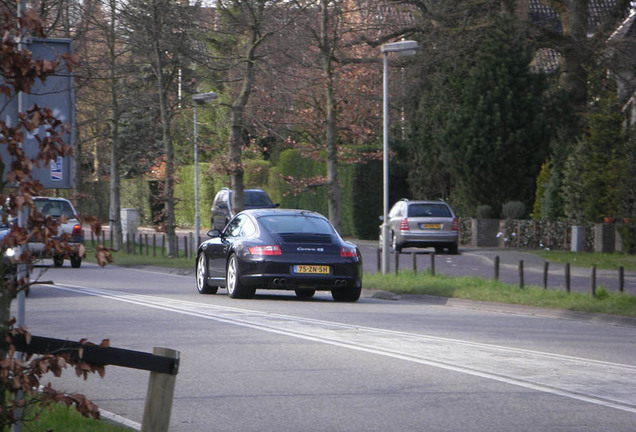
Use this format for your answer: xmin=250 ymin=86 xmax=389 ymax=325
xmin=502 ymin=201 xmax=526 ymax=219
xmin=617 ymin=223 xmax=636 ymax=254
xmin=476 ymin=205 xmax=493 ymax=219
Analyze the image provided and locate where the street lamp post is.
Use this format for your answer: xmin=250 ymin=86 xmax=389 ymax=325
xmin=192 ymin=91 xmax=217 ymax=248
xmin=380 ymin=40 xmax=418 ymax=274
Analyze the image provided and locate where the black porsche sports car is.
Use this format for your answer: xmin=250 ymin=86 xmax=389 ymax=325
xmin=195 ymin=209 xmax=363 ymax=301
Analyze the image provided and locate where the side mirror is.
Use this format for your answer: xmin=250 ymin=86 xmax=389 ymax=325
xmin=273 ymin=203 xmax=280 ymax=208
xmin=217 ymin=203 xmax=228 ymax=210
xmin=207 ymin=229 xmax=222 ymax=238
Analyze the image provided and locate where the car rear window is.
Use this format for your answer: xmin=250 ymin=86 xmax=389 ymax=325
xmin=245 ymin=192 xmax=273 ymax=207
xmin=258 ymin=215 xmax=334 ymax=235
xmin=408 ymin=204 xmax=451 ymax=218
xmin=35 ymin=200 xmax=75 ymax=218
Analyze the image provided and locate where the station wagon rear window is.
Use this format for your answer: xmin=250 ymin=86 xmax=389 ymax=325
xmin=408 ymin=204 xmax=451 ymax=218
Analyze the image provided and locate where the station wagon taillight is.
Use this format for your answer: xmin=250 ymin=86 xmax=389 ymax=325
xmin=248 ymin=245 xmax=282 ymax=256
xmin=452 ymin=218 xmax=458 ymax=231
xmin=400 ymin=218 xmax=409 ymax=231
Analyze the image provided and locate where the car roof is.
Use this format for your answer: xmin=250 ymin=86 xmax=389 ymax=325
xmin=241 ymin=208 xmax=326 ymax=219
xmin=403 ymin=200 xmax=451 ymax=206
xmin=220 ymin=187 xmax=267 ymax=194
xmin=34 ymin=196 xmax=72 ymax=202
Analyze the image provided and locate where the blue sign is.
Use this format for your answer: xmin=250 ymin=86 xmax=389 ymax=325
xmin=0 ymin=38 xmax=75 ymax=189
xmin=51 ymin=156 xmax=64 ymax=181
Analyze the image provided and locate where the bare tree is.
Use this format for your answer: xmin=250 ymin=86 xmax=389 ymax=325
xmin=123 ymin=0 xmax=200 ymax=256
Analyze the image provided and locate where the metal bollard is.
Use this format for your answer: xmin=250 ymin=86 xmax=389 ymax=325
xmin=394 ymin=251 xmax=399 ymax=275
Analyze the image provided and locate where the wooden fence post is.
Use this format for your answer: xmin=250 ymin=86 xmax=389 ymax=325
xmin=543 ymin=261 xmax=549 ymax=289
xmin=430 ymin=253 xmax=435 ymax=276
xmin=519 ymin=260 xmax=524 ymax=289
xmin=619 ymin=266 xmax=624 ymax=292
xmin=565 ymin=263 xmax=571 ymax=293
xmin=494 ymin=256 xmax=499 ymax=281
xmin=411 ymin=252 xmax=417 ymax=273
xmin=590 ymin=266 xmax=596 ymax=297
xmin=141 ymin=347 xmax=180 ymax=432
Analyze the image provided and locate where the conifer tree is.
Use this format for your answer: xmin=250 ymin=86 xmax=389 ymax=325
xmin=444 ymin=15 xmax=553 ymax=216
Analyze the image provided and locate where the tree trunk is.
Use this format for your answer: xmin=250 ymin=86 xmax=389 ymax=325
xmin=229 ymin=4 xmax=262 ymax=215
xmin=108 ymin=0 xmax=122 ymax=250
xmin=153 ymin=40 xmax=177 ymax=257
xmin=321 ymin=0 xmax=341 ymax=232
xmin=561 ymin=0 xmax=589 ymax=116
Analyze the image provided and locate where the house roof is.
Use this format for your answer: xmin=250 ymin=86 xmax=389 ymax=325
xmin=528 ymin=0 xmax=622 ymax=34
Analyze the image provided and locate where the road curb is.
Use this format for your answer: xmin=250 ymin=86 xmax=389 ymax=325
xmin=366 ymin=290 xmax=636 ymax=328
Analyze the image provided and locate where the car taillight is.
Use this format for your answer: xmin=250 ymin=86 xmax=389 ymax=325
xmin=72 ymin=224 xmax=82 ymax=237
xmin=340 ymin=246 xmax=358 ymax=258
xmin=400 ymin=218 xmax=409 ymax=231
xmin=248 ymin=245 xmax=282 ymax=256
xmin=452 ymin=218 xmax=458 ymax=231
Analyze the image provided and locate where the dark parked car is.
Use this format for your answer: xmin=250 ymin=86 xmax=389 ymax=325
xmin=380 ymin=199 xmax=459 ymax=254
xmin=210 ymin=188 xmax=279 ymax=231
xmin=196 ymin=209 xmax=363 ymax=301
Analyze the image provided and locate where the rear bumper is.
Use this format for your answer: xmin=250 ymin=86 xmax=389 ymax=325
xmin=397 ymin=231 xmax=458 ymax=248
xmin=239 ymin=260 xmax=362 ymax=291
xmin=26 ymin=241 xmax=83 ymax=257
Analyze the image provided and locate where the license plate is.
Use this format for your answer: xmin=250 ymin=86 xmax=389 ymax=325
xmin=294 ymin=265 xmax=330 ymax=274
xmin=420 ymin=223 xmax=442 ymax=229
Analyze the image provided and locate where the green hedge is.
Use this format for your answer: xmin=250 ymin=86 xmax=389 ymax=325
xmin=351 ymin=158 xmax=382 ymax=239
xmin=74 ymin=151 xmax=381 ymax=239
xmin=175 ymin=164 xmax=215 ymax=228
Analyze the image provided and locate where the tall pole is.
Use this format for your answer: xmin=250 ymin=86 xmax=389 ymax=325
xmin=381 ymin=51 xmax=390 ymax=274
xmin=192 ymin=92 xmax=217 ymax=247
xmin=379 ymin=41 xmax=418 ymax=275
xmin=193 ymin=102 xmax=200 ymax=247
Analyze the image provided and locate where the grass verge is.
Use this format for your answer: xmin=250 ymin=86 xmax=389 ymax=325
xmin=364 ymin=271 xmax=636 ymax=317
xmin=85 ymin=244 xmax=194 ymax=270
xmin=25 ymin=402 xmax=130 ymax=431
xmin=534 ymin=250 xmax=636 ymax=271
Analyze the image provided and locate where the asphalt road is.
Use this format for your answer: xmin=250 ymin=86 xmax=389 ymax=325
xmin=13 ymin=260 xmax=636 ymax=432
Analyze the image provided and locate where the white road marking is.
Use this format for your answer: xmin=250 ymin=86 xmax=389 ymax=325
xmin=53 ymin=283 xmax=636 ymax=414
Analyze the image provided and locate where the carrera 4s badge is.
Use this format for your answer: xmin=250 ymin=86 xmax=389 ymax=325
xmin=297 ymin=247 xmax=324 ymax=252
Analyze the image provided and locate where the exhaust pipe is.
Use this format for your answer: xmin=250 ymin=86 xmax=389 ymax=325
xmin=273 ymin=278 xmax=287 ymax=285
xmin=334 ymin=279 xmax=347 ymax=287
